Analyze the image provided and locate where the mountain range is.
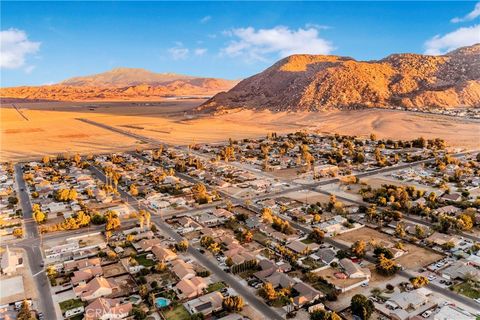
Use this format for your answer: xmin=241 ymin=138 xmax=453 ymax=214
xmin=198 ymin=44 xmax=480 ymax=112
xmin=0 ymin=68 xmax=238 ymax=101
xmin=2 ymin=45 xmax=479 ymax=109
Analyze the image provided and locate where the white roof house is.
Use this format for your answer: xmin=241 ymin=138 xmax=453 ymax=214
xmin=0 ymin=247 xmax=23 ymax=275
xmin=434 ymin=306 xmax=476 ymax=320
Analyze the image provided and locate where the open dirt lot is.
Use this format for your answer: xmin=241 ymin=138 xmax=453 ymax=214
xmin=2 ymin=100 xmax=479 ymax=162
xmin=334 ymin=227 xmax=444 ymax=270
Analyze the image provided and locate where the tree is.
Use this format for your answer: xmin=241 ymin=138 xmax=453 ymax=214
xmin=310 ymin=310 xmax=342 ymax=320
xmin=192 ymin=183 xmax=211 ymax=204
xmin=240 ymin=230 xmax=253 ymax=243
xmin=46 ymin=265 xmax=57 ymax=285
xmin=308 ymin=228 xmax=325 ymax=244
xmin=131 ymin=306 xmax=147 ymax=320
xmin=8 ymin=196 xmax=18 ymax=205
xmin=17 ymin=300 xmax=36 ymax=320
xmin=42 ymin=155 xmax=50 ymax=164
xmin=105 ymin=211 xmax=121 ymax=231
xmin=200 ymin=236 xmax=214 ymax=248
xmin=129 ymin=184 xmax=139 ymax=196
xmin=34 ymin=209 xmax=46 ymax=223
xmin=415 ymin=225 xmax=426 ymax=239
xmin=395 ymin=223 xmax=406 ymax=238
xmin=222 ymin=295 xmax=244 ymax=312
xmin=442 ymin=241 xmax=455 ymax=251
xmin=155 ymin=262 xmax=167 ymax=273
xmin=410 ymin=276 xmax=429 ymax=289
xmin=12 ymin=228 xmax=23 ymax=238
xmin=457 ymin=213 xmax=473 ymax=231
xmin=176 ymin=240 xmax=189 ymax=252
xmin=376 ymin=254 xmax=400 ymax=276
xmin=138 ymin=284 xmax=148 ymax=297
xmin=261 ymin=207 xmax=273 ymax=223
xmin=351 ymin=240 xmax=367 ymax=258
xmin=260 ymin=282 xmax=277 ymax=302
xmin=373 ymin=247 xmax=394 ymax=259
xmin=351 ymin=294 xmax=374 ymax=320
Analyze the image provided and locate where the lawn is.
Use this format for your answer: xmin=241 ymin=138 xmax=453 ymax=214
xmin=207 ymin=281 xmax=226 ymax=293
xmin=59 ymin=298 xmax=85 ymax=312
xmin=301 ymin=238 xmax=315 ymax=244
xmin=452 ymin=281 xmax=480 ymax=299
xmin=135 ymin=254 xmax=156 ymax=267
xmin=161 ymin=304 xmax=191 ymax=320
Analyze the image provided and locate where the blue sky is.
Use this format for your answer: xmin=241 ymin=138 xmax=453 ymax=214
xmin=1 ymin=1 xmax=479 ymax=87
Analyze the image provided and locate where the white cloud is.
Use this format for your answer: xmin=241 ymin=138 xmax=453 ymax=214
xmin=0 ymin=28 xmax=40 ymax=69
xmin=194 ymin=48 xmax=207 ymax=56
xmin=424 ymin=24 xmax=480 ymax=55
xmin=451 ymin=2 xmax=480 ymax=23
xmin=168 ymin=44 xmax=189 ymax=60
xmin=200 ymin=16 xmax=211 ymax=24
xmin=221 ymin=26 xmax=334 ymax=61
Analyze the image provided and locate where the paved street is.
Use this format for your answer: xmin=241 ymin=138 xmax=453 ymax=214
xmin=12 ymin=164 xmax=57 ymax=320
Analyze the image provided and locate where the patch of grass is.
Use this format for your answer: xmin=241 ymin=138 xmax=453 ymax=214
xmin=301 ymin=238 xmax=315 ymax=244
xmin=207 ymin=281 xmax=226 ymax=293
xmin=59 ymin=298 xmax=84 ymax=312
xmin=135 ymin=254 xmax=156 ymax=267
xmin=452 ymin=281 xmax=480 ymax=299
xmin=161 ymin=304 xmax=191 ymax=320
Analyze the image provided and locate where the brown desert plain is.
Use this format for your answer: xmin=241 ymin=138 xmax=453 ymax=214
xmin=1 ymin=99 xmax=479 ymax=162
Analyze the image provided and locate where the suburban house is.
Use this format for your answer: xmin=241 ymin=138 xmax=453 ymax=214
xmin=171 ymin=259 xmax=196 ymax=280
xmin=71 ymin=266 xmax=103 ymax=285
xmin=264 ymin=271 xmax=296 ymax=289
xmin=224 ymin=243 xmax=257 ymax=265
xmin=175 ymin=276 xmax=208 ymax=299
xmin=426 ymin=233 xmax=462 ymax=247
xmin=74 ymin=277 xmax=120 ymax=301
xmin=120 ymin=258 xmax=145 ymax=274
xmin=339 ymin=258 xmax=371 ymax=279
xmin=317 ymin=215 xmax=348 ymax=235
xmin=64 ymin=257 xmax=101 ymax=271
xmin=433 ymin=305 xmax=476 ymax=320
xmin=292 ymin=282 xmax=324 ymax=306
xmin=441 ymin=261 xmax=480 ymax=280
xmin=254 ymin=259 xmax=291 ymax=280
xmin=386 ymin=288 xmax=432 ymax=320
xmin=286 ymin=240 xmax=320 ymax=255
xmin=311 ymin=248 xmax=337 ymax=265
xmin=133 ymin=238 xmax=162 ymax=252
xmin=84 ymin=297 xmax=132 ymax=320
xmin=183 ymin=292 xmax=224 ymax=317
xmin=151 ymin=245 xmax=177 ymax=262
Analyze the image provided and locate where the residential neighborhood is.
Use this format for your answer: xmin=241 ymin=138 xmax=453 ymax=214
xmin=1 ymin=132 xmax=479 ymax=320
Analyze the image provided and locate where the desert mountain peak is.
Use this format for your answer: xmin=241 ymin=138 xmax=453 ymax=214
xmin=198 ymin=44 xmax=480 ymax=112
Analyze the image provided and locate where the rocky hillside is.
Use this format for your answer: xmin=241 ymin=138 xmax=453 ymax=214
xmin=0 ymin=68 xmax=238 ymax=101
xmin=198 ymin=44 xmax=480 ymax=112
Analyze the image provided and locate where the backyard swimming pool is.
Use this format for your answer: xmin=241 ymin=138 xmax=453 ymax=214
xmin=155 ymin=297 xmax=171 ymax=308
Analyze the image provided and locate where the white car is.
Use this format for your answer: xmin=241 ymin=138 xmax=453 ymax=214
xmin=428 ymin=275 xmax=436 ymax=281
xmin=422 ymin=310 xmax=432 ymax=318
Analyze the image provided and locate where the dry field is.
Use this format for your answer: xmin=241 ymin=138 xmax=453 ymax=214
xmin=334 ymin=227 xmax=443 ymax=269
xmin=1 ymin=100 xmax=479 ymax=162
